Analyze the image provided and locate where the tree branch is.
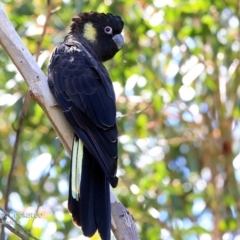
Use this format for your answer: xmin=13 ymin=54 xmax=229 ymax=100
xmin=0 ymin=93 xmax=30 ymax=240
xmin=0 ymin=207 xmax=40 ymax=240
xmin=0 ymin=5 xmax=139 ymax=240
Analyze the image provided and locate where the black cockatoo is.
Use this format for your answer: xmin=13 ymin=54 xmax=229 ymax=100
xmin=47 ymin=11 xmax=124 ymax=240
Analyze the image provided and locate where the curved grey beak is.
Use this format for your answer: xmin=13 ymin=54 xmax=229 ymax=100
xmin=112 ymin=34 xmax=124 ymax=50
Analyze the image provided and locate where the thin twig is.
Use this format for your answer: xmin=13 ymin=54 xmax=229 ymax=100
xmin=35 ymin=0 xmax=52 ymax=61
xmin=1 ymin=93 xmax=30 ymax=240
xmin=158 ymin=135 xmax=198 ymax=145
xmin=117 ymin=101 xmax=152 ymax=119
xmin=3 ymin=94 xmax=30 ymax=211
xmin=1 ymin=222 xmax=28 ymax=240
xmin=0 ymin=207 xmax=40 ymax=240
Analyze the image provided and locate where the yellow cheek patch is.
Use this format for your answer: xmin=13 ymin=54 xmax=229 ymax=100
xmin=83 ymin=22 xmax=97 ymax=43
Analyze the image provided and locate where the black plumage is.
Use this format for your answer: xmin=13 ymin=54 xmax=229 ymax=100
xmin=47 ymin=12 xmax=124 ymax=240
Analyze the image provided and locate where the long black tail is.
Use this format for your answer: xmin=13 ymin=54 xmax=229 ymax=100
xmin=68 ymin=142 xmax=111 ymax=240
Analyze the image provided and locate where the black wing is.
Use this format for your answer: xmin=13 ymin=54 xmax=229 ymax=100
xmin=48 ymin=42 xmax=118 ymax=186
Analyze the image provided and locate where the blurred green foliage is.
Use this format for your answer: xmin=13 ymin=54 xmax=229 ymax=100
xmin=0 ymin=0 xmax=240 ymax=239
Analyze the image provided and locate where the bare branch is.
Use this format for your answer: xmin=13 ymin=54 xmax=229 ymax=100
xmin=117 ymin=101 xmax=152 ymax=119
xmin=1 ymin=94 xmax=31 ymax=240
xmin=3 ymin=94 xmax=30 ymax=211
xmin=1 ymin=222 xmax=28 ymax=240
xmin=0 ymin=207 xmax=40 ymax=240
xmin=35 ymin=0 xmax=53 ymax=61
